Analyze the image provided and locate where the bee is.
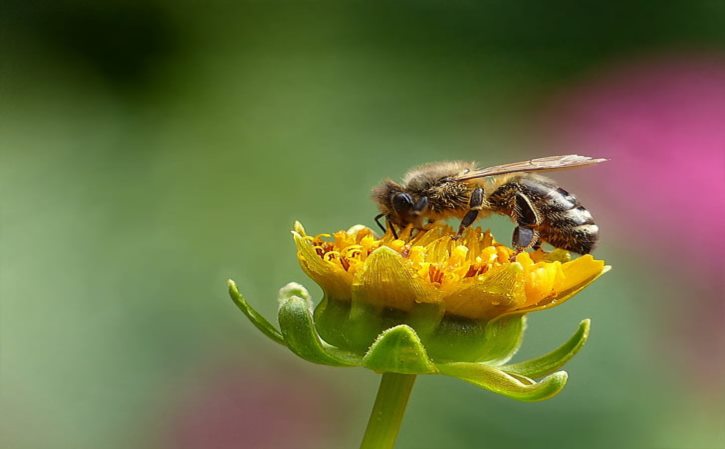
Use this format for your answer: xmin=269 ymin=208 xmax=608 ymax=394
xmin=372 ymin=155 xmax=607 ymax=254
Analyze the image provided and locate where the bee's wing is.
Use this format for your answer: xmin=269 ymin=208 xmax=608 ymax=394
xmin=453 ymin=155 xmax=607 ymax=181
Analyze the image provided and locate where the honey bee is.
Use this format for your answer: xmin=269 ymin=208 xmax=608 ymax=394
xmin=372 ymin=155 xmax=607 ymax=254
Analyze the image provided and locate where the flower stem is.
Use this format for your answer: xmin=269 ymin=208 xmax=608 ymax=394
xmin=359 ymin=373 xmax=417 ymax=449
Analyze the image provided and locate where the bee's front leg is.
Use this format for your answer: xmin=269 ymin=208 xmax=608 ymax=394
xmin=455 ymin=187 xmax=484 ymax=239
xmin=374 ymin=213 xmax=400 ymax=239
xmin=374 ymin=213 xmax=387 ymax=234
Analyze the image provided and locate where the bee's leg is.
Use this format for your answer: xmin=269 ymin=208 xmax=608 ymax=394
xmin=374 ymin=213 xmax=387 ymax=234
xmin=387 ymin=216 xmax=399 ymax=239
xmin=512 ymin=226 xmax=540 ymax=252
xmin=512 ymin=192 xmax=542 ymax=253
xmin=374 ymin=213 xmax=399 ymax=238
xmin=455 ymin=187 xmax=484 ymax=239
xmin=410 ymin=196 xmax=430 ymax=237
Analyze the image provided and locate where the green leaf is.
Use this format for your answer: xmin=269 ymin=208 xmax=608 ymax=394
xmin=363 ymin=325 xmax=438 ymax=374
xmin=437 ymin=362 xmax=568 ymax=402
xmin=501 ymin=319 xmax=590 ymax=378
xmin=278 ymin=293 xmax=359 ymax=367
xmin=228 ymin=279 xmax=285 ymax=346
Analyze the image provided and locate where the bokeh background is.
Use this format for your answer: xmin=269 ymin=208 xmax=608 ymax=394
xmin=2 ymin=1 xmax=724 ymax=448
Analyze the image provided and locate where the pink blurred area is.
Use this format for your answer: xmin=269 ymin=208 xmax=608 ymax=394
xmin=158 ymin=358 xmax=345 ymax=449
xmin=541 ymin=53 xmax=725 ymax=382
xmin=545 ymin=53 xmax=725 ymax=257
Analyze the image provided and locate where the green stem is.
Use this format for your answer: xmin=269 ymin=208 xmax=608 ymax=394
xmin=359 ymin=373 xmax=417 ymax=449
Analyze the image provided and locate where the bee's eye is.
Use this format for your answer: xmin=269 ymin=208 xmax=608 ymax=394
xmin=391 ymin=192 xmax=414 ymax=214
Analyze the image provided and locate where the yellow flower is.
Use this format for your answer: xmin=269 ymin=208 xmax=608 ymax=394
xmin=229 ymin=220 xmax=609 ymax=401
xmin=293 ymin=221 xmax=608 ymax=321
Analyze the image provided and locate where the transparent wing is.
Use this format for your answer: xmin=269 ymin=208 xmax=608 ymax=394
xmin=453 ymin=155 xmax=607 ymax=181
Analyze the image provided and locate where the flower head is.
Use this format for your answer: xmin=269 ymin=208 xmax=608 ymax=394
xmin=228 ymin=221 xmax=609 ymax=401
xmin=293 ymin=221 xmax=606 ymax=320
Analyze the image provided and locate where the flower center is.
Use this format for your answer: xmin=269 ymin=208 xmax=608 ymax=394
xmin=301 ymin=223 xmax=564 ymax=291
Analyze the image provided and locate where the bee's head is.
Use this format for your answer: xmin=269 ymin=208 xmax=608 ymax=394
xmin=372 ymin=181 xmax=426 ymax=229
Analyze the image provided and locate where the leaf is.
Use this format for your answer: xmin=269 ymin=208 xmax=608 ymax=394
xmin=228 ymin=279 xmax=285 ymax=346
xmin=437 ymin=362 xmax=568 ymax=402
xmin=278 ymin=293 xmax=359 ymax=367
xmin=363 ymin=325 xmax=437 ymax=374
xmin=501 ymin=319 xmax=590 ymax=378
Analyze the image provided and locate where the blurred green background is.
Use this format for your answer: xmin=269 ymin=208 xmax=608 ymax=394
xmin=2 ymin=1 xmax=724 ymax=448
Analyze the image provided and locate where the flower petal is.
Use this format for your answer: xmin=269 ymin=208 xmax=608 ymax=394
xmin=560 ymin=255 xmax=608 ymax=292
xmin=437 ymin=362 xmax=568 ymax=401
xmin=278 ymin=291 xmax=360 ymax=367
xmin=352 ymin=246 xmax=438 ymax=311
xmin=513 ymin=258 xmax=610 ymax=314
xmin=228 ymin=279 xmax=285 ymax=346
xmin=442 ymin=263 xmax=527 ymax=319
xmin=501 ymin=319 xmax=590 ymax=378
xmin=293 ymin=230 xmax=353 ymax=301
xmin=362 ymin=325 xmax=437 ymax=374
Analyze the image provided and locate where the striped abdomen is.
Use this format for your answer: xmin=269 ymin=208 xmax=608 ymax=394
xmin=490 ymin=174 xmax=600 ymax=254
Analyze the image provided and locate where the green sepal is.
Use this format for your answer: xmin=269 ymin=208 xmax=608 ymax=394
xmin=314 ymin=296 xmax=388 ymax=354
xmin=501 ymin=319 xmax=590 ymax=378
xmin=437 ymin=362 xmax=568 ymax=402
xmin=476 ymin=314 xmax=526 ymax=365
xmin=228 ymin=279 xmax=285 ymax=346
xmin=363 ymin=325 xmax=438 ymax=374
xmin=314 ymin=296 xmax=527 ymax=363
xmin=278 ymin=289 xmax=359 ymax=367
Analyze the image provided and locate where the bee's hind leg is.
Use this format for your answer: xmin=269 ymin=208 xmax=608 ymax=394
xmin=512 ymin=226 xmax=540 ymax=252
xmin=511 ymin=192 xmax=542 ymax=255
xmin=455 ymin=187 xmax=484 ymax=239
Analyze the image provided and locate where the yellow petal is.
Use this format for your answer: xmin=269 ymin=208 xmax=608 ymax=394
xmin=292 ymin=221 xmax=608 ymax=321
xmin=293 ymin=231 xmax=352 ymax=301
xmin=352 ymin=246 xmax=439 ymax=311
xmin=512 ymin=258 xmax=610 ymax=315
xmin=523 ymin=262 xmax=562 ymax=307
xmin=443 ymin=263 xmax=527 ymax=320
xmin=560 ymin=255 xmax=606 ymax=291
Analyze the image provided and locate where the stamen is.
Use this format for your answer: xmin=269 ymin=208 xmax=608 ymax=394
xmin=428 ymin=265 xmax=445 ymax=284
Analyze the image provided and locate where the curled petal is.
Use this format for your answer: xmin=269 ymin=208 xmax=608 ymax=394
xmin=561 ymin=256 xmax=608 ymax=291
xmin=443 ymin=263 xmax=526 ymax=319
xmin=437 ymin=362 xmax=568 ymax=402
xmin=510 ymin=258 xmax=610 ymax=315
xmin=293 ymin=229 xmax=352 ymax=301
xmin=522 ymin=262 xmax=563 ymax=307
xmin=352 ymin=246 xmax=438 ymax=311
